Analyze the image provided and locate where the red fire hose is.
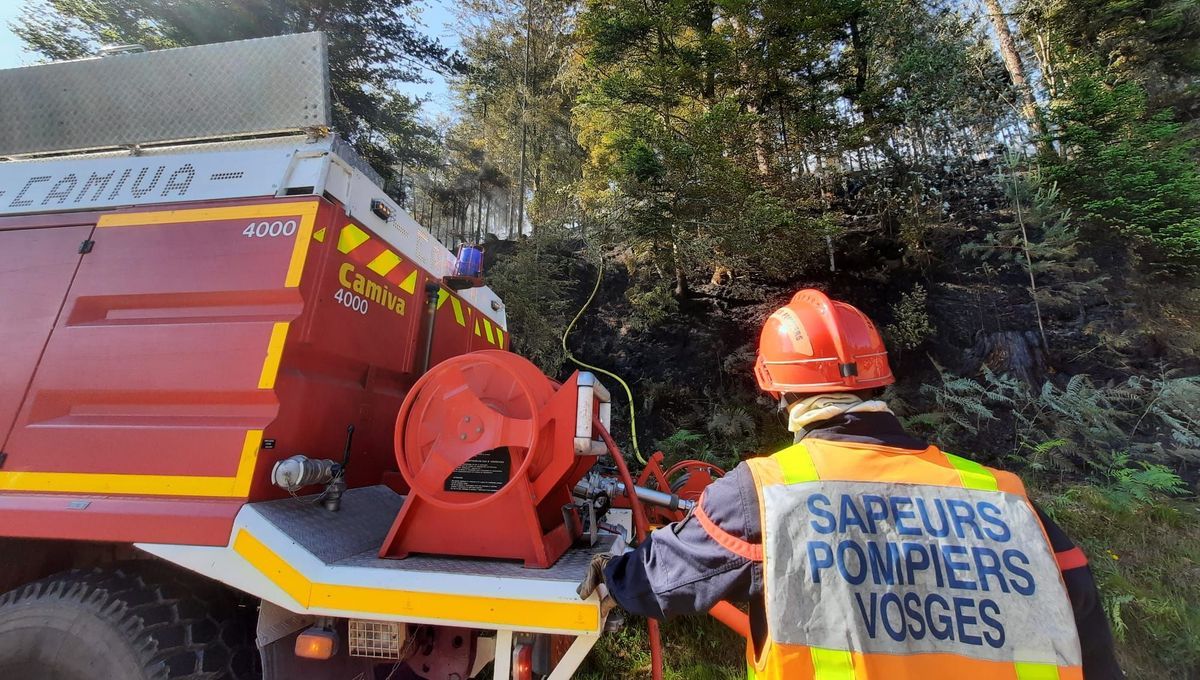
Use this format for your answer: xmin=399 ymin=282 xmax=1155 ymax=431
xmin=594 ymin=418 xmax=753 ymax=679
xmin=594 ymin=418 xmax=664 ymax=680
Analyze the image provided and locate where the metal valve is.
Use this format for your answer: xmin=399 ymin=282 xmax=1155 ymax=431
xmin=271 ymin=455 xmax=338 ymax=492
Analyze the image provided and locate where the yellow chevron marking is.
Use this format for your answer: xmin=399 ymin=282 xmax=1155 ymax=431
xmin=436 ymin=288 xmax=449 ymax=309
xmin=367 ymin=250 xmax=402 ymax=277
xmin=337 ymin=224 xmax=370 ymax=254
xmin=497 ymin=328 xmax=505 ymax=348
xmin=474 ymin=319 xmax=482 ymax=337
xmin=450 ymin=297 xmax=465 ymax=326
xmin=483 ymin=318 xmax=495 ymax=344
xmin=399 ymin=270 xmax=418 ymax=294
xmin=312 ymin=227 xmax=326 ymax=243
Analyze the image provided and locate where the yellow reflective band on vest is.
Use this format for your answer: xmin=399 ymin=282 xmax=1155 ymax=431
xmin=777 ymin=443 xmax=819 ymax=484
xmin=945 ymin=452 xmax=1000 ymax=491
xmin=811 ymin=647 xmax=855 ymax=679
xmin=1015 ymin=662 xmax=1061 ymax=680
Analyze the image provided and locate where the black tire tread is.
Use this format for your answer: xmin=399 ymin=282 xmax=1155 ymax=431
xmin=0 ymin=562 xmax=259 ymax=679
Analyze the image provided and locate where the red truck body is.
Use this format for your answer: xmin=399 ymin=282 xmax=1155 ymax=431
xmin=0 ymin=196 xmax=507 ymax=547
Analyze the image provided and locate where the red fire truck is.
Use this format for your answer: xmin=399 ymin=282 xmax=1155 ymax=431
xmin=0 ymin=33 xmax=709 ymax=680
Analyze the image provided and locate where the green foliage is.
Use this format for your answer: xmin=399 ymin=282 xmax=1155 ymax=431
xmin=654 ymin=429 xmax=706 ymax=460
xmin=1038 ymin=483 xmax=1200 ymax=676
xmin=452 ymin=0 xmax=584 ymax=236
xmin=1044 ymin=66 xmax=1200 ymax=270
xmin=884 ymin=284 xmax=936 ymax=352
xmin=653 ymin=403 xmax=759 ymax=471
xmin=1091 ymin=451 xmax=1189 ymax=512
xmin=1019 ymin=0 xmax=1200 ymax=105
xmin=484 ymin=228 xmax=578 ymax=375
xmin=626 ymin=282 xmax=679 ymax=331
xmin=704 ymin=404 xmax=757 ymax=469
xmin=572 ymin=0 xmax=1012 ymax=291
xmin=578 ymin=614 xmax=744 ymax=679
xmin=912 ymin=366 xmax=1200 ymax=471
xmin=962 ymin=159 xmax=1107 ymax=313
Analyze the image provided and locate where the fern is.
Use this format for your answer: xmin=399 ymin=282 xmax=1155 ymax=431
xmin=1105 ymin=593 xmax=1135 ymax=641
xmin=911 ymin=366 xmax=1200 ymax=473
xmin=655 ymin=429 xmax=705 ymax=458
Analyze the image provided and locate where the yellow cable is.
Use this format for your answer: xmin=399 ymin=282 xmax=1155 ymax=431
xmin=562 ymin=256 xmax=647 ymax=465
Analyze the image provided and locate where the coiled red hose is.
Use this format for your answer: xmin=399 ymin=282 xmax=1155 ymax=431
xmin=594 ymin=418 xmax=664 ymax=680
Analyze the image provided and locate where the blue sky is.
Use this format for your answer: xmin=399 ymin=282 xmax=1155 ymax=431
xmin=0 ymin=3 xmax=32 ymax=69
xmin=0 ymin=1 xmax=459 ymax=120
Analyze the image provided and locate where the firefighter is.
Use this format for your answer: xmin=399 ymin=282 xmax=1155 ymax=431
xmin=580 ymin=289 xmax=1123 ymax=679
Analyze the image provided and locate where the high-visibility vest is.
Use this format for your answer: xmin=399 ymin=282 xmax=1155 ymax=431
xmin=728 ymin=439 xmax=1083 ymax=680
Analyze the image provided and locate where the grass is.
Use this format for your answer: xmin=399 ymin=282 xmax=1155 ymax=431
xmin=577 ymin=615 xmax=744 ymax=679
xmin=1037 ymin=485 xmax=1200 ymax=679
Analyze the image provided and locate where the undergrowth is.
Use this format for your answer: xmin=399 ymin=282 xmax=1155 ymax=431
xmin=1037 ymin=482 xmax=1200 ymax=678
xmin=577 ymin=615 xmax=744 ymax=680
xmin=904 ymin=366 xmax=1200 ymax=472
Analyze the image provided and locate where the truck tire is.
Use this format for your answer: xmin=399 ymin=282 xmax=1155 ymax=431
xmin=0 ymin=564 xmax=260 ymax=680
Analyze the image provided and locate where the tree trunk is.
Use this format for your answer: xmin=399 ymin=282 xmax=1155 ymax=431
xmin=982 ymin=0 xmax=1052 ymax=153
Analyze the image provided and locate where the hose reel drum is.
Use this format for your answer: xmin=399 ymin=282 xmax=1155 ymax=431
xmin=379 ymin=350 xmax=611 ymax=567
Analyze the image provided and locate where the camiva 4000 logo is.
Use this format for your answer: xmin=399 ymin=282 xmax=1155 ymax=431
xmin=336 ymin=262 xmax=407 ymax=316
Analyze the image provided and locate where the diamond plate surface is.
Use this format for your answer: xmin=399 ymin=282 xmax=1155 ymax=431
xmin=254 ymin=485 xmax=402 ymax=564
xmin=0 ymin=32 xmax=329 ymax=156
xmin=251 ymin=486 xmax=614 ymax=582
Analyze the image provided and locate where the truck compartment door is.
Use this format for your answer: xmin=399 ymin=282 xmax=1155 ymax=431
xmin=0 ymin=225 xmax=93 ymax=451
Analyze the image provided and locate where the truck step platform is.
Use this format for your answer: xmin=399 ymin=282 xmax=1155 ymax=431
xmin=138 ymin=486 xmax=609 ymax=635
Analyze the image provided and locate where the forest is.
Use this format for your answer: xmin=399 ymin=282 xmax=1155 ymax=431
xmin=11 ymin=0 xmax=1200 ymax=677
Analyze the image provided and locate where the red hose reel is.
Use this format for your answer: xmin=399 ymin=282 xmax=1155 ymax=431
xmin=380 ymin=351 xmax=607 ymax=567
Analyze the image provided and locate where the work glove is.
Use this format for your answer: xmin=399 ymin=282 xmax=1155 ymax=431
xmin=577 ymin=553 xmax=618 ymax=623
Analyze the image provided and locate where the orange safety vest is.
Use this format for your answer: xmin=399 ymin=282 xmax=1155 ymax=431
xmin=707 ymin=439 xmax=1084 ymax=680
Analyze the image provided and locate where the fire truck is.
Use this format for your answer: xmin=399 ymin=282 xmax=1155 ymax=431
xmin=0 ymin=34 xmax=725 ymax=680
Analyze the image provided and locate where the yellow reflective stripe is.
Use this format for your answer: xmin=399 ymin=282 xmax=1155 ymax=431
xmin=234 ymin=529 xmax=310 ymax=604
xmin=233 ymin=529 xmax=600 ymax=631
xmin=0 ymin=429 xmax=262 ymax=497
xmin=366 ymin=250 xmax=401 ymax=276
xmin=1015 ymin=662 xmax=1060 ymax=680
xmin=810 ymin=647 xmax=854 ymax=679
xmin=284 ymin=208 xmax=318 ymax=288
xmin=96 ymin=201 xmax=315 ymax=228
xmin=483 ymin=318 xmax=495 ymax=344
xmin=945 ymin=452 xmax=999 ymax=491
xmin=257 ymin=322 xmax=289 ymax=389
xmin=312 ymin=227 xmax=326 ymax=243
xmin=474 ymin=319 xmax=482 ymax=337
xmin=436 ymin=288 xmax=449 ymax=309
xmin=337 ymin=223 xmax=370 ymax=254
xmin=496 ymin=327 xmax=505 ymax=348
xmin=776 ymin=443 xmax=819 ymax=484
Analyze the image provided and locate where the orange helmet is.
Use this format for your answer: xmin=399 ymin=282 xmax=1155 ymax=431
xmin=754 ymin=289 xmax=894 ymax=395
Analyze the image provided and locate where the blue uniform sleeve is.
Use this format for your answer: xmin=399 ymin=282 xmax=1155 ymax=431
xmin=603 ymin=462 xmax=763 ymax=620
